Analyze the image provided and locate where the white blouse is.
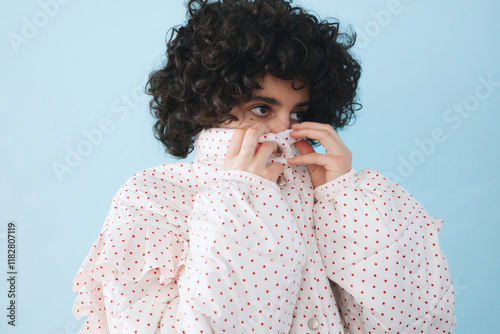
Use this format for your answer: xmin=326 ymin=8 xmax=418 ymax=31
xmin=72 ymin=128 xmax=455 ymax=333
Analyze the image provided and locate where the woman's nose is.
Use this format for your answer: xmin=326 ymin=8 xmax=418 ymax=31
xmin=270 ymin=113 xmax=290 ymax=133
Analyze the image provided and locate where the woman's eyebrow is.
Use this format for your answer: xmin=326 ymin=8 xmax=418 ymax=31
xmin=250 ymin=96 xmax=310 ymax=108
xmin=250 ymin=96 xmax=281 ymax=106
xmin=295 ymin=101 xmax=310 ymax=108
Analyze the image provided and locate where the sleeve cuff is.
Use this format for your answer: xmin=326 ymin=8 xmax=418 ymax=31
xmin=314 ymin=168 xmax=359 ymax=201
xmin=223 ymin=170 xmax=281 ymax=192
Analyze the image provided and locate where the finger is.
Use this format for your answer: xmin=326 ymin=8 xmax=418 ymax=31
xmin=292 ymin=121 xmax=336 ymax=133
xmin=288 ymin=152 xmax=331 ymax=166
xmin=254 ymin=143 xmax=262 ymax=156
xmin=239 ymin=123 xmax=270 ymax=158
xmin=290 ymin=128 xmax=333 ymax=146
xmin=290 ymin=128 xmax=347 ymax=155
xmin=226 ymin=128 xmax=246 ymax=158
xmin=292 ymin=122 xmax=346 ymax=145
xmin=254 ymin=141 xmax=278 ymax=165
xmin=265 ymin=162 xmax=284 ymax=182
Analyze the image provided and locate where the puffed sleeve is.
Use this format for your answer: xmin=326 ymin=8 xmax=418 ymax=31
xmin=72 ymin=178 xmax=188 ymax=333
xmin=313 ymin=168 xmax=456 ymax=333
xmin=175 ymin=170 xmax=307 ymax=333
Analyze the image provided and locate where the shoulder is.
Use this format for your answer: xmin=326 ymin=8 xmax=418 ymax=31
xmin=112 ymin=162 xmax=199 ymax=216
xmin=104 ymin=162 xmax=198 ymax=236
xmin=119 ymin=162 xmax=198 ymax=196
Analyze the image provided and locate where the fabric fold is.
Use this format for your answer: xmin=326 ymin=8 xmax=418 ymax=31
xmin=72 ymin=222 xmax=186 ymax=333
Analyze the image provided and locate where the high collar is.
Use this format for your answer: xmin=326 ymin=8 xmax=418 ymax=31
xmin=193 ymin=128 xmax=302 ymax=165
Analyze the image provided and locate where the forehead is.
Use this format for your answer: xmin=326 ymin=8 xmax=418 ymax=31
xmin=255 ymin=74 xmax=309 ymax=99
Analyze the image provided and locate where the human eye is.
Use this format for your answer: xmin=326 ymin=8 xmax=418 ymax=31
xmin=290 ymin=110 xmax=305 ymax=122
xmin=250 ymin=106 xmax=269 ymax=117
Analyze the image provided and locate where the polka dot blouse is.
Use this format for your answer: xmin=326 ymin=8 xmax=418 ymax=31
xmin=72 ymin=128 xmax=455 ymax=333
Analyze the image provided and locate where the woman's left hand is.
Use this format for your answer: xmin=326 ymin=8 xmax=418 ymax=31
xmin=287 ymin=122 xmax=352 ymax=188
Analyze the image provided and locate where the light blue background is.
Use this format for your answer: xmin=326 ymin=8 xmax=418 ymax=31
xmin=1 ymin=0 xmax=499 ymax=333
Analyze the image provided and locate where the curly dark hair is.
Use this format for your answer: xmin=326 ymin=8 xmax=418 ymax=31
xmin=145 ymin=0 xmax=362 ymax=158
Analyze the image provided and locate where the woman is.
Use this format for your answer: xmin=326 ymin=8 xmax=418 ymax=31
xmin=72 ymin=0 xmax=455 ymax=332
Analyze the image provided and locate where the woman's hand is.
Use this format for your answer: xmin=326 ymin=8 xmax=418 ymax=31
xmin=287 ymin=122 xmax=352 ymax=188
xmin=224 ymin=124 xmax=284 ymax=183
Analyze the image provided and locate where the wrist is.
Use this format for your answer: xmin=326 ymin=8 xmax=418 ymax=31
xmin=314 ymin=168 xmax=358 ymax=201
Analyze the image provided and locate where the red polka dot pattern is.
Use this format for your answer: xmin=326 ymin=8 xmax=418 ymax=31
xmin=72 ymin=128 xmax=455 ymax=333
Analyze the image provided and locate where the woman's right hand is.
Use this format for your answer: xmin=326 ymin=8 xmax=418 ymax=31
xmin=224 ymin=124 xmax=283 ymax=183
